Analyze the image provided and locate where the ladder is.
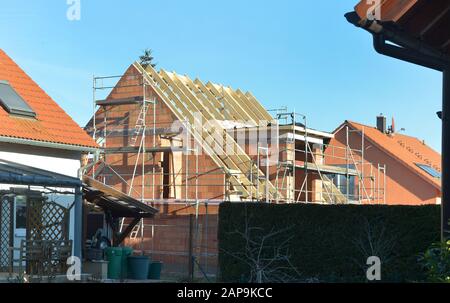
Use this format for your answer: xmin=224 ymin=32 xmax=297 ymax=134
xmin=130 ymin=103 xmax=150 ymax=146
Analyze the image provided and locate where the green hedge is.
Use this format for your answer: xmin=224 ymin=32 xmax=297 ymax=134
xmin=218 ymin=203 xmax=440 ymax=282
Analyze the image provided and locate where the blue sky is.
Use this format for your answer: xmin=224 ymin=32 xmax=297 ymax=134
xmin=0 ymin=0 xmax=443 ymax=150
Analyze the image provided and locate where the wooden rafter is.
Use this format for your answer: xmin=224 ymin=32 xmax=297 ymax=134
xmin=206 ymin=82 xmax=250 ymax=123
xmin=134 ymin=63 xmax=252 ymax=199
xmin=193 ymin=79 xmax=236 ymax=121
xmin=235 ymin=89 xmax=273 ymax=121
xmin=162 ymin=71 xmax=274 ymax=198
xmin=244 ymin=92 xmax=274 ymax=121
xmin=175 ymin=74 xmax=227 ymax=121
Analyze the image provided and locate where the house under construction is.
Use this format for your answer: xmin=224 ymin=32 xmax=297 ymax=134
xmin=84 ymin=62 xmax=387 ymax=278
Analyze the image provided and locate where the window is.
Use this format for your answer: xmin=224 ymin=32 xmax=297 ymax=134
xmin=330 ymin=173 xmax=358 ymax=201
xmin=415 ymin=163 xmax=441 ymax=178
xmin=0 ymin=80 xmax=36 ymax=118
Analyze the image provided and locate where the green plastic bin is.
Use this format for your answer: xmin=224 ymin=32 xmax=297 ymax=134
xmin=105 ymin=247 xmax=123 ymax=279
xmin=121 ymin=247 xmax=133 ymax=279
xmin=127 ymin=256 xmax=150 ymax=280
xmin=148 ymin=261 xmax=163 ymax=280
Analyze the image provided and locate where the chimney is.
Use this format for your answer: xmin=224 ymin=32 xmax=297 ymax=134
xmin=376 ymin=114 xmax=387 ymax=133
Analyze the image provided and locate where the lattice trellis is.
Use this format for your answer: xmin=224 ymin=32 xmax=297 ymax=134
xmin=27 ymin=199 xmax=69 ymax=242
xmin=0 ymin=197 xmax=13 ymax=272
xmin=26 ymin=198 xmax=70 ymax=276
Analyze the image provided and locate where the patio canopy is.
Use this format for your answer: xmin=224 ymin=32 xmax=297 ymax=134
xmin=82 ymin=176 xmax=158 ymax=219
xmin=0 ymin=158 xmax=81 ymax=188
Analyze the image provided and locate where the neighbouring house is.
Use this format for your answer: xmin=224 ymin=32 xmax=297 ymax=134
xmin=0 ymin=49 xmax=99 ymax=276
xmin=328 ymin=116 xmax=441 ymax=205
xmin=84 ymin=62 xmax=387 ymax=277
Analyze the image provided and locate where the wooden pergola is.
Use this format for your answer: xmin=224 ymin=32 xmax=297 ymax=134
xmin=346 ymin=0 xmax=450 ymax=239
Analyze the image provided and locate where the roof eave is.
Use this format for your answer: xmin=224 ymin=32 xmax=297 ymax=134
xmin=0 ymin=135 xmax=99 ymax=153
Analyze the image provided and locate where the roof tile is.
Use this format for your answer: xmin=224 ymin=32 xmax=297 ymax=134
xmin=347 ymin=120 xmax=441 ymax=190
xmin=0 ymin=50 xmax=97 ymax=149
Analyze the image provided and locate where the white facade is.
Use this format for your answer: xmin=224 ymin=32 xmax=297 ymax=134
xmin=0 ymin=142 xmax=84 ymax=259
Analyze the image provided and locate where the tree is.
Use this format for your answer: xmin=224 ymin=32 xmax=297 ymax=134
xmin=139 ymin=49 xmax=157 ymax=69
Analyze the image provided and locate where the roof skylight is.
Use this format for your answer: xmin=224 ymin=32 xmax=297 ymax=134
xmin=0 ymin=80 xmax=36 ymax=118
xmin=415 ymin=163 xmax=441 ymax=179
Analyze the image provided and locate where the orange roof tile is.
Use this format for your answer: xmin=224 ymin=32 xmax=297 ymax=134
xmin=0 ymin=50 xmax=97 ymax=149
xmin=344 ymin=120 xmax=441 ymax=190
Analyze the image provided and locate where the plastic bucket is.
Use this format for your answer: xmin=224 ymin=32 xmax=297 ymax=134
xmin=148 ymin=261 xmax=163 ymax=280
xmin=127 ymin=256 xmax=150 ymax=280
xmin=121 ymin=247 xmax=133 ymax=279
xmin=105 ymin=247 xmax=123 ymax=279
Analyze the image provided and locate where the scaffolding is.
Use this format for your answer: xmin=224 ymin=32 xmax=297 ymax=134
xmin=272 ymin=111 xmax=387 ymax=204
xmin=85 ymin=64 xmax=387 ymax=279
xmin=88 ymin=70 xmax=389 ymax=205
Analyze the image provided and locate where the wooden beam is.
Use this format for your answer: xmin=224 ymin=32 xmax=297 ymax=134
xmin=135 ymin=63 xmax=252 ymax=199
xmin=83 ymin=176 xmax=158 ymax=215
xmin=206 ymin=82 xmax=251 ymax=123
xmin=115 ymin=217 xmax=141 ymax=246
xmin=175 ymin=74 xmax=227 ymax=121
xmin=222 ymin=86 xmax=262 ymax=123
xmin=194 ymin=79 xmax=237 ymax=121
xmin=235 ymin=89 xmax=273 ymax=121
xmin=245 ymin=92 xmax=276 ymax=121
xmin=163 ymin=72 xmax=281 ymax=199
xmin=355 ymin=0 xmax=418 ymax=22
xmin=161 ymin=71 xmax=260 ymax=192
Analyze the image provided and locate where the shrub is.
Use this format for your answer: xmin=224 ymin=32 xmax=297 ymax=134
xmin=218 ymin=203 xmax=440 ymax=282
xmin=419 ymin=240 xmax=450 ymax=283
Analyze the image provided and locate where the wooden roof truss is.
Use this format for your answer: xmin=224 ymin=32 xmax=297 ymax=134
xmin=133 ymin=62 xmax=282 ymax=201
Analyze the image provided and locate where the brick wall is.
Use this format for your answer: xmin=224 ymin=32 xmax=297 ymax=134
xmin=91 ymin=65 xmax=227 ymax=202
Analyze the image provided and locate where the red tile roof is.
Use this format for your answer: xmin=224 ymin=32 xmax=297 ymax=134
xmin=344 ymin=120 xmax=441 ymax=190
xmin=0 ymin=50 xmax=97 ymax=149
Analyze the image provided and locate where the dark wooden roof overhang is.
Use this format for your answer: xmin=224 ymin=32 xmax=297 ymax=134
xmin=82 ymin=176 xmax=158 ymax=219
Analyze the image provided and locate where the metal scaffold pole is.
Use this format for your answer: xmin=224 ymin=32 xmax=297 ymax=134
xmin=303 ymin=113 xmax=307 ymax=204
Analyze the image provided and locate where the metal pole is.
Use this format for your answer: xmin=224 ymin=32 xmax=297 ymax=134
xmin=92 ymin=76 xmax=97 ymax=142
xmin=250 ymin=160 xmax=253 ymax=202
xmin=257 ymin=142 xmax=260 ymax=201
xmin=186 ymin=120 xmax=189 ymax=205
xmin=196 ymin=146 xmax=199 ymax=203
xmin=377 ymin=164 xmax=380 ymax=204
xmin=265 ymin=148 xmax=269 ymax=202
xmin=346 ymin=126 xmax=350 ymax=203
xmin=142 ymin=76 xmax=146 ymax=203
xmin=188 ymin=214 xmax=194 ymax=281
xmin=153 ymin=96 xmax=156 ymax=202
xmin=442 ymin=68 xmax=450 ymax=240
xmin=361 ymin=127 xmax=365 ymax=204
xmin=383 ymin=165 xmax=387 ymax=205
xmin=141 ymin=77 xmax=146 ymax=253
xmin=74 ymin=186 xmax=83 ymax=261
xmin=205 ymin=202 xmax=208 ymax=276
xmin=92 ymin=76 xmax=97 ymax=178
xmin=303 ymin=114 xmax=307 ymax=204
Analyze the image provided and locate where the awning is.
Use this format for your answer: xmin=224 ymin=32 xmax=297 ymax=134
xmin=82 ymin=176 xmax=158 ymax=219
xmin=0 ymin=158 xmax=81 ymax=188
